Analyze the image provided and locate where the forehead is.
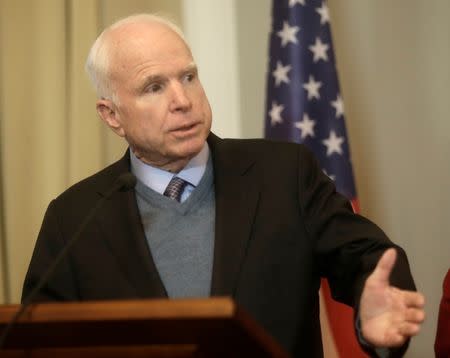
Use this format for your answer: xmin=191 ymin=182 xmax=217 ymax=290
xmin=108 ymin=22 xmax=193 ymax=78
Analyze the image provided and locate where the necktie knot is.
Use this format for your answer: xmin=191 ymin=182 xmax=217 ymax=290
xmin=163 ymin=177 xmax=188 ymax=202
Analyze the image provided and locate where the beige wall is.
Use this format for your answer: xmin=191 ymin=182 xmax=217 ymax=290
xmin=0 ymin=1 xmax=448 ymax=356
xmin=329 ymin=2 xmax=450 ymax=357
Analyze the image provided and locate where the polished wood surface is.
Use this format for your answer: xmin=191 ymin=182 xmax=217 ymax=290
xmin=0 ymin=298 xmax=290 ymax=358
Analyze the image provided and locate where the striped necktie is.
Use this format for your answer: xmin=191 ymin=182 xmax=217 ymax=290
xmin=163 ymin=177 xmax=188 ymax=202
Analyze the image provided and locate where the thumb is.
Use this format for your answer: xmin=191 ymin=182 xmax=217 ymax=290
xmin=370 ymin=248 xmax=397 ymax=286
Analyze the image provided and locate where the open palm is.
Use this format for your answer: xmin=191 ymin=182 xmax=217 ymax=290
xmin=360 ymin=249 xmax=426 ymax=347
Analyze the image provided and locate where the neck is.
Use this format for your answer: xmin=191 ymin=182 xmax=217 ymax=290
xmin=157 ymin=159 xmax=190 ymax=174
xmin=132 ymin=152 xmax=190 ymax=174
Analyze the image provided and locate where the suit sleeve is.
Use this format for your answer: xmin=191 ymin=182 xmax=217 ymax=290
xmin=296 ymin=146 xmax=416 ymax=307
xmin=22 ymin=200 xmax=79 ymax=302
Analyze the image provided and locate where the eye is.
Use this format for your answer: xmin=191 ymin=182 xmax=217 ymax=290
xmin=183 ymin=72 xmax=196 ymax=83
xmin=147 ymin=83 xmax=163 ymax=93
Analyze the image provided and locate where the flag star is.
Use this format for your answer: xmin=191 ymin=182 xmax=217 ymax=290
xmin=302 ymin=75 xmax=322 ymax=100
xmin=316 ymin=3 xmax=330 ymax=25
xmin=309 ymin=37 xmax=329 ymax=62
xmin=269 ymin=101 xmax=285 ymax=126
xmin=272 ymin=61 xmax=292 ymax=87
xmin=295 ymin=113 xmax=316 ymax=139
xmin=322 ymin=130 xmax=344 ymax=156
xmin=277 ymin=21 xmax=300 ymax=47
xmin=289 ymin=0 xmax=306 ymax=6
xmin=323 ymin=169 xmax=336 ymax=181
xmin=331 ymin=94 xmax=345 ymax=118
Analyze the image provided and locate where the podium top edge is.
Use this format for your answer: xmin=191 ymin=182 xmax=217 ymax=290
xmin=0 ymin=297 xmax=238 ymax=323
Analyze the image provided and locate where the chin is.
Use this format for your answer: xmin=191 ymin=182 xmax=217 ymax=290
xmin=175 ymin=137 xmax=205 ymax=160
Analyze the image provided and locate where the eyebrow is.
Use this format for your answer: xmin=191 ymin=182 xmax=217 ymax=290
xmin=183 ymin=63 xmax=198 ymax=74
xmin=137 ymin=63 xmax=198 ymax=93
xmin=137 ymin=75 xmax=165 ymax=92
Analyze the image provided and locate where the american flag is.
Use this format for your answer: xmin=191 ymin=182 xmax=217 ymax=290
xmin=265 ymin=0 xmax=364 ymax=356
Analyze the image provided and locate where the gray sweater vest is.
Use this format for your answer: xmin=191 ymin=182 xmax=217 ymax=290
xmin=134 ymin=160 xmax=215 ymax=298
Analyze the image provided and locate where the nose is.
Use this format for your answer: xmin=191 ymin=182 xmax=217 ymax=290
xmin=169 ymin=82 xmax=192 ymax=113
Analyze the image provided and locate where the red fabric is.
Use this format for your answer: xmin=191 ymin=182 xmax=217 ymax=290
xmin=435 ymin=269 xmax=450 ymax=358
xmin=322 ymin=279 xmax=369 ymax=357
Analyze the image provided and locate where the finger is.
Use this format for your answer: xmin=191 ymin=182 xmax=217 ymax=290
xmin=398 ymin=322 xmax=421 ymax=337
xmin=371 ymin=248 xmax=397 ymax=285
xmin=404 ymin=308 xmax=426 ymax=323
xmin=402 ymin=290 xmax=426 ymax=308
xmin=384 ymin=332 xmax=407 ymax=348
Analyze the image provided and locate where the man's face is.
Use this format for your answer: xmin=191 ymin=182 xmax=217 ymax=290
xmin=98 ymin=22 xmax=212 ymax=171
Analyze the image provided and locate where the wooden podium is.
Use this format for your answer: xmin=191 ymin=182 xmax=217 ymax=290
xmin=0 ymin=297 xmax=290 ymax=357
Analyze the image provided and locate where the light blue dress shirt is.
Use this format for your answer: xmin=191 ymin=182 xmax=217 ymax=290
xmin=129 ymin=143 xmax=209 ymax=202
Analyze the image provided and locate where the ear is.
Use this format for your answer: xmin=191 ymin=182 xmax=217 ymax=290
xmin=96 ymin=99 xmax=125 ymax=137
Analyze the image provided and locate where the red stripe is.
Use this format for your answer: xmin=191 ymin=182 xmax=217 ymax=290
xmin=323 ymin=198 xmax=368 ymax=357
xmin=322 ymin=279 xmax=368 ymax=357
xmin=350 ymin=198 xmax=360 ymax=214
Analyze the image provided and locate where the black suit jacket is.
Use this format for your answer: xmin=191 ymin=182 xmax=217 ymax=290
xmin=23 ymin=134 xmax=416 ymax=357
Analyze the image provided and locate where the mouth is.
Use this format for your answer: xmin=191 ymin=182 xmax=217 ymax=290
xmin=170 ymin=122 xmax=202 ymax=137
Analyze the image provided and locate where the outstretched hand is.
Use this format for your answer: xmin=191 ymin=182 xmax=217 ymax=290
xmin=360 ymin=248 xmax=425 ymax=348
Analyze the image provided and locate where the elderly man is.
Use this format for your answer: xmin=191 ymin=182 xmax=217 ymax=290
xmin=23 ymin=14 xmax=425 ymax=357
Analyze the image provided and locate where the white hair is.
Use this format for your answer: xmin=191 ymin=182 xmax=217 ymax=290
xmin=85 ymin=13 xmax=187 ymax=101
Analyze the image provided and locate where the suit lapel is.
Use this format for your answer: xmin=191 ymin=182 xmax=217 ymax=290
xmin=208 ymin=135 xmax=261 ymax=296
xmin=95 ymin=153 xmax=167 ymax=298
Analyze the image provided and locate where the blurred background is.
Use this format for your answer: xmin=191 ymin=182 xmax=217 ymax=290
xmin=0 ymin=1 xmax=448 ymax=357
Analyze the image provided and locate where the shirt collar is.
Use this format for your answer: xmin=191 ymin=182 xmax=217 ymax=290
xmin=129 ymin=143 xmax=209 ymax=195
